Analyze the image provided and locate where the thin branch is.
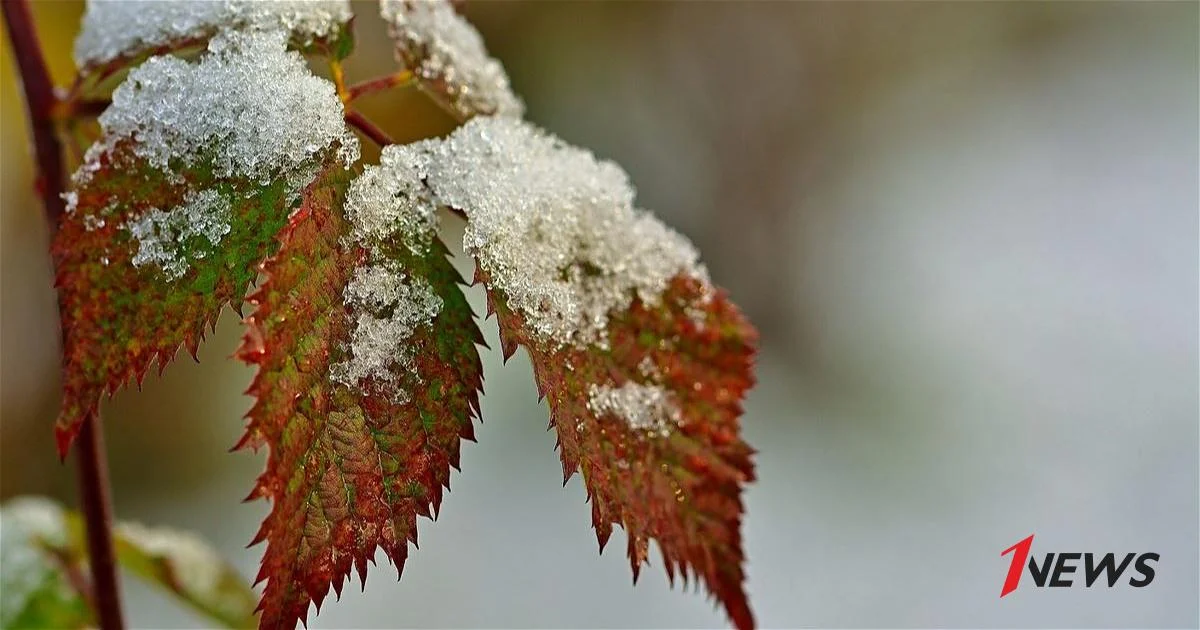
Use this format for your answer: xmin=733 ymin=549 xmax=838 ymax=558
xmin=66 ymin=98 xmax=111 ymax=119
xmin=329 ymin=58 xmax=349 ymax=103
xmin=75 ymin=416 xmax=123 ymax=629
xmin=0 ymin=2 xmax=125 ymax=629
xmin=346 ymin=70 xmax=414 ymax=103
xmin=2 ymin=0 xmax=65 ymax=226
xmin=345 ymin=109 xmax=394 ymax=147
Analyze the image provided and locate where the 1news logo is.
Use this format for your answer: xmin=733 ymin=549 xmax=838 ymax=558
xmin=1000 ymin=534 xmax=1159 ymax=597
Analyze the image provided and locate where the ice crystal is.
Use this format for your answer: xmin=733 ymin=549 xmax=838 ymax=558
xmin=587 ymin=382 xmax=683 ymax=438
xmin=80 ymin=28 xmax=357 ymax=191
xmin=422 ymin=117 xmax=707 ymax=347
xmin=330 ymin=264 xmax=443 ymax=399
xmin=380 ymin=0 xmax=523 ymax=119
xmin=344 ymin=144 xmax=439 ymax=256
xmin=127 ymin=189 xmax=232 ymax=280
xmin=74 ymin=0 xmax=352 ymax=69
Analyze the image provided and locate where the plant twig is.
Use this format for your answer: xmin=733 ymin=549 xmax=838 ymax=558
xmin=3 ymin=0 xmax=65 ymax=225
xmin=346 ymin=70 xmax=414 ymax=103
xmin=0 ymin=2 xmax=125 ymax=628
xmin=75 ymin=415 xmax=123 ymax=629
xmin=65 ymin=98 xmax=111 ymax=119
xmin=345 ymin=109 xmax=394 ymax=147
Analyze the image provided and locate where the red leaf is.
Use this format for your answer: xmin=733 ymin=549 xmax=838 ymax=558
xmin=484 ymin=272 xmax=758 ymax=629
xmin=52 ymin=29 xmax=356 ymax=456
xmin=237 ymin=172 xmax=483 ymax=629
xmin=52 ymin=147 xmax=340 ymax=456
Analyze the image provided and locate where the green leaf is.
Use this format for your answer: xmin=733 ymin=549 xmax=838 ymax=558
xmin=53 ymin=29 xmax=358 ymax=455
xmin=113 ymin=523 xmax=257 ymax=628
xmin=1 ymin=497 xmax=256 ymax=629
xmin=236 ymin=154 xmax=483 ymax=628
xmin=0 ymin=498 xmax=93 ymax=630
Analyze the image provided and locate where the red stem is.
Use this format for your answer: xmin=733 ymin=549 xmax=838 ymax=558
xmin=345 ymin=109 xmax=395 ymax=147
xmin=346 ymin=70 xmax=413 ymax=102
xmin=0 ymin=2 xmax=125 ymax=629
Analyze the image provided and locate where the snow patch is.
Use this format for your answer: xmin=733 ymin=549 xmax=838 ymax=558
xmin=82 ymin=28 xmax=357 ymax=192
xmin=344 ymin=144 xmax=439 ymax=256
xmin=380 ymin=0 xmax=523 ymax=119
xmin=330 ymin=263 xmax=443 ymax=401
xmin=74 ymin=0 xmax=352 ymax=68
xmin=424 ymin=117 xmax=707 ymax=347
xmin=587 ymin=382 xmax=683 ymax=437
xmin=126 ymin=189 xmax=232 ymax=280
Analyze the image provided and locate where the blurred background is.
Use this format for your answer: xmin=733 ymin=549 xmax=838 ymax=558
xmin=2 ymin=1 xmax=1197 ymax=627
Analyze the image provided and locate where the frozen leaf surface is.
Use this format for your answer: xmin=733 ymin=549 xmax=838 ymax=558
xmin=53 ymin=29 xmax=358 ymax=454
xmin=237 ymin=147 xmax=482 ymax=629
xmin=380 ymin=0 xmax=523 ymax=120
xmin=367 ymin=117 xmax=758 ymax=628
xmin=74 ymin=0 xmax=353 ymax=71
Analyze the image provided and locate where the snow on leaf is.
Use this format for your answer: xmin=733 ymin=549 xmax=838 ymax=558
xmin=114 ymin=522 xmax=258 ymax=629
xmin=374 ymin=117 xmax=757 ymax=627
xmin=380 ymin=0 xmax=524 ymax=120
xmin=485 ymin=273 xmax=758 ymax=630
xmin=424 ymin=117 xmax=707 ymax=348
xmin=53 ymin=29 xmax=358 ymax=456
xmin=237 ymin=147 xmax=482 ymax=629
xmin=0 ymin=498 xmax=93 ymax=629
xmin=74 ymin=0 xmax=353 ymax=73
xmin=0 ymin=496 xmax=258 ymax=629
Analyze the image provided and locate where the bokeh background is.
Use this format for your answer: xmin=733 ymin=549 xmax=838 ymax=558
xmin=2 ymin=1 xmax=1197 ymax=627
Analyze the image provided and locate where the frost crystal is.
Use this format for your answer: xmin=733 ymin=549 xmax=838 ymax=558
xmin=423 ymin=117 xmax=707 ymax=347
xmin=344 ymin=144 xmax=439 ymax=256
xmin=81 ymin=28 xmax=357 ymax=191
xmin=587 ymin=383 xmax=683 ymax=438
xmin=331 ymin=264 xmax=443 ymax=400
xmin=380 ymin=0 xmax=524 ymax=119
xmin=74 ymin=0 xmax=352 ymax=69
xmin=127 ymin=189 xmax=232 ymax=279
xmin=335 ymin=151 xmax=448 ymax=399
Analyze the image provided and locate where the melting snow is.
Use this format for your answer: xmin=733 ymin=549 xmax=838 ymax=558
xmin=84 ymin=28 xmax=356 ymax=190
xmin=126 ymin=189 xmax=232 ymax=280
xmin=423 ymin=117 xmax=707 ymax=347
xmin=344 ymin=144 xmax=439 ymax=256
xmin=380 ymin=0 xmax=523 ymax=119
xmin=73 ymin=29 xmax=358 ymax=280
xmin=74 ymin=0 xmax=352 ymax=69
xmin=587 ymin=382 xmax=683 ymax=437
xmin=334 ymin=150 xmax=448 ymax=399
xmin=340 ymin=117 xmax=706 ymax=348
xmin=330 ymin=264 xmax=443 ymax=401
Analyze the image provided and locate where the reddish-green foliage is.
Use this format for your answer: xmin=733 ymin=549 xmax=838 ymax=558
xmin=52 ymin=141 xmax=338 ymax=457
xmin=236 ymin=176 xmax=483 ymax=629
xmin=32 ymin=2 xmax=762 ymax=628
xmin=482 ymin=272 xmax=758 ymax=630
